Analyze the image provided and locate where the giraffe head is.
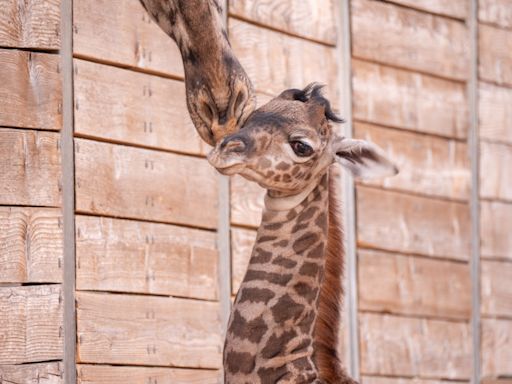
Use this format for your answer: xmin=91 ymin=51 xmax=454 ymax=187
xmin=208 ymin=84 xmax=398 ymax=198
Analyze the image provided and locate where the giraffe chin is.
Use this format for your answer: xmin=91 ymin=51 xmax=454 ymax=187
xmin=212 ymin=162 xmax=246 ymax=176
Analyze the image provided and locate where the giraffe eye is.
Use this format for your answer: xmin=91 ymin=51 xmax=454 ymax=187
xmin=290 ymin=140 xmax=313 ymax=157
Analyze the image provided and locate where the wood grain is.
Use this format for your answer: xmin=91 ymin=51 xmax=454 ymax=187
xmin=357 ymin=186 xmax=471 ymax=260
xmin=482 ymin=318 xmax=512 ymax=378
xmin=383 ymin=0 xmax=469 ymax=19
xmin=76 ymin=215 xmax=218 ymax=300
xmin=229 ymin=0 xmax=337 ymax=45
xmin=481 ymin=260 xmax=512 ymax=318
xmin=0 ymin=129 xmax=61 ymax=207
xmin=73 ymin=0 xmax=183 ymax=77
xmin=0 ymin=207 xmax=62 ymax=283
xmin=0 ymin=362 xmax=63 ymax=384
xmin=359 ymin=313 xmax=471 ymax=379
xmin=362 ymin=377 xmax=466 ymax=384
xmin=479 ymin=81 xmax=512 ymax=145
xmin=231 ymin=227 xmax=257 ymax=294
xmin=74 ymin=59 xmax=207 ymax=156
xmin=74 ymin=139 xmax=218 ymax=229
xmin=480 ymin=140 xmax=512 ymax=201
xmin=76 ymin=291 xmax=222 ymax=368
xmin=77 ymin=365 xmax=219 ymax=384
xmin=0 ymin=0 xmax=60 ymax=49
xmin=358 ymin=249 xmax=471 ymax=320
xmin=352 ymin=60 xmax=468 ymax=139
xmin=479 ymin=0 xmax=512 ymax=29
xmin=0 ymin=285 xmax=63 ymax=364
xmin=0 ymin=49 xmax=61 ymax=130
xmin=351 ymin=0 xmax=469 ymax=81
xmin=230 ymin=175 xmax=265 ymax=228
xmin=355 ymin=122 xmax=470 ymax=200
xmin=229 ymin=18 xmax=339 ymax=101
xmin=481 ymin=200 xmax=512 ymax=260
xmin=479 ymin=24 xmax=512 ymax=87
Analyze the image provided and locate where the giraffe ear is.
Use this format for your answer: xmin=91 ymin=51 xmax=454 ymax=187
xmin=333 ymin=137 xmax=398 ymax=180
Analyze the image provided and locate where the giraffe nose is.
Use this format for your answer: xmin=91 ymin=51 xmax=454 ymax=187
xmin=220 ymin=134 xmax=249 ymax=153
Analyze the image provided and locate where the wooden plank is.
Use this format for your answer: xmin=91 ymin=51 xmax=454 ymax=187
xmin=352 ymin=59 xmax=468 ymax=139
xmin=479 ymin=81 xmax=512 ymax=145
xmin=481 ymin=260 xmax=512 ymax=317
xmin=230 ymin=175 xmax=264 ymax=228
xmin=355 ymin=122 xmax=470 ymax=200
xmin=74 ymin=59 xmax=207 ymax=156
xmin=383 ymin=0 xmax=469 ymax=19
xmin=0 ymin=49 xmax=61 ymax=130
xmin=0 ymin=0 xmax=60 ymax=49
xmin=76 ymin=291 xmax=222 ymax=368
xmin=481 ymin=200 xmax=512 ymax=260
xmin=357 ymin=186 xmax=471 ymax=260
xmin=359 ymin=313 xmax=471 ymax=379
xmin=230 ymin=227 xmax=257 ymax=295
xmin=479 ymin=24 xmax=512 ymax=87
xmin=351 ymin=0 xmax=469 ymax=80
xmin=358 ymin=249 xmax=471 ymax=319
xmin=0 ymin=362 xmax=63 ymax=384
xmin=480 ymin=140 xmax=512 ymax=201
xmin=482 ymin=380 xmax=512 ymax=384
xmin=479 ymin=0 xmax=512 ymax=29
xmin=362 ymin=377 xmax=466 ymax=384
xmin=0 ymin=129 xmax=61 ymax=206
xmin=74 ymin=139 xmax=218 ymax=229
xmin=482 ymin=318 xmax=512 ymax=378
xmin=229 ymin=0 xmax=337 ymax=45
xmin=0 ymin=285 xmax=63 ymax=364
xmin=77 ymin=365 xmax=219 ymax=384
xmin=76 ymin=215 xmax=218 ymax=300
xmin=73 ymin=0 xmax=183 ymax=77
xmin=229 ymin=18 xmax=338 ymax=101
xmin=0 ymin=207 xmax=62 ymax=283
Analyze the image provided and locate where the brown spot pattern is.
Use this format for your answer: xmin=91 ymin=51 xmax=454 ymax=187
xmin=272 ymin=256 xmax=297 ymax=269
xmin=271 ymin=294 xmax=305 ymax=323
xmin=226 ymin=351 xmax=255 ymax=374
xmin=244 ymin=270 xmax=293 ymax=286
xmin=293 ymin=233 xmax=319 ymax=253
xmin=230 ymin=310 xmax=268 ymax=343
xmin=239 ymin=287 xmax=275 ymax=304
xmin=261 ymin=329 xmax=298 ymax=359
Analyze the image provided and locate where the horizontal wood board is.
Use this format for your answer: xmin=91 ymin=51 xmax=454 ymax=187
xmin=481 ymin=260 xmax=512 ymax=318
xmin=480 ymin=200 xmax=512 ymax=260
xmin=0 ymin=362 xmax=63 ymax=384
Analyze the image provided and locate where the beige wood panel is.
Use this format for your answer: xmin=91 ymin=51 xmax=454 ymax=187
xmin=351 ymin=0 xmax=469 ymax=81
xmin=355 ymin=122 xmax=470 ymax=200
xmin=383 ymin=0 xmax=469 ymax=19
xmin=360 ymin=313 xmax=471 ymax=379
xmin=229 ymin=19 xmax=338 ymax=102
xmin=482 ymin=318 xmax=512 ymax=378
xmin=76 ymin=215 xmax=218 ymax=300
xmin=0 ymin=50 xmax=61 ymax=130
xmin=358 ymin=249 xmax=471 ymax=320
xmin=479 ymin=24 xmax=512 ymax=87
xmin=357 ymin=186 xmax=471 ymax=260
xmin=479 ymin=0 xmax=512 ymax=29
xmin=76 ymin=291 xmax=222 ymax=368
xmin=73 ymin=0 xmax=183 ymax=77
xmin=480 ymin=141 xmax=512 ymax=201
xmin=0 ymin=207 xmax=62 ymax=283
xmin=362 ymin=377 xmax=466 ymax=384
xmin=230 ymin=175 xmax=264 ymax=228
xmin=482 ymin=260 xmax=512 ymax=318
xmin=229 ymin=0 xmax=336 ymax=44
xmin=479 ymin=81 xmax=512 ymax=145
xmin=352 ymin=60 xmax=468 ymax=139
xmin=482 ymin=380 xmax=512 ymax=384
xmin=74 ymin=59 xmax=206 ymax=156
xmin=0 ymin=285 xmax=63 ymax=364
xmin=231 ymin=227 xmax=257 ymax=295
xmin=74 ymin=139 xmax=218 ymax=229
xmin=77 ymin=365 xmax=219 ymax=384
xmin=481 ymin=200 xmax=512 ymax=260
xmin=0 ymin=362 xmax=63 ymax=384
xmin=0 ymin=129 xmax=61 ymax=207
xmin=0 ymin=0 xmax=60 ymax=49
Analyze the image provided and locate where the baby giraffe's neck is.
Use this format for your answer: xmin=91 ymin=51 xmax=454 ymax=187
xmin=224 ymin=174 xmax=330 ymax=383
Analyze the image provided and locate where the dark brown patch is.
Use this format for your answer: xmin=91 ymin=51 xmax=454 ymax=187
xmin=250 ymin=248 xmax=272 ymax=264
xmin=298 ymin=310 xmax=315 ymax=333
xmin=257 ymin=366 xmax=290 ymax=383
xmin=292 ymin=222 xmax=309 ymax=233
xmin=258 ymin=157 xmax=272 ymax=169
xmin=271 ymin=294 xmax=305 ymax=323
xmin=299 ymin=261 xmax=320 ymax=278
xmin=315 ymin=211 xmax=327 ymax=231
xmin=239 ymin=287 xmax=275 ymax=304
xmin=272 ymin=239 xmax=289 ymax=247
xmin=258 ymin=235 xmax=278 ymax=243
xmin=293 ymin=233 xmax=319 ymax=253
xmin=272 ymin=256 xmax=297 ymax=269
xmin=229 ymin=310 xmax=267 ymax=343
xmin=263 ymin=222 xmax=283 ymax=231
xmin=286 ymin=208 xmax=298 ymax=221
xmin=298 ymin=206 xmax=318 ymax=222
xmin=306 ymin=242 xmax=324 ymax=259
xmin=282 ymin=174 xmax=292 ymax=183
xmin=276 ymin=161 xmax=291 ymax=171
xmin=244 ymin=270 xmax=293 ymax=286
xmin=293 ymin=356 xmax=313 ymax=370
xmin=225 ymin=351 xmax=255 ymax=374
xmin=261 ymin=329 xmax=297 ymax=359
xmin=273 ymin=174 xmax=282 ymax=182
xmin=294 ymin=282 xmax=318 ymax=303
xmin=291 ymin=165 xmax=300 ymax=176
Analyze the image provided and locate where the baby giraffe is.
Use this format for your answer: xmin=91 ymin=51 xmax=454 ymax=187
xmin=209 ymin=84 xmax=397 ymax=384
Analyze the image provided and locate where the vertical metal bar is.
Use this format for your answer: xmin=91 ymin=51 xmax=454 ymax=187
xmin=335 ymin=0 xmax=360 ymax=380
xmin=469 ymin=1 xmax=481 ymax=383
xmin=60 ymin=0 xmax=76 ymax=382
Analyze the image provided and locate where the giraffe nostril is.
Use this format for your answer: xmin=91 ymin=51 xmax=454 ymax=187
xmin=222 ymin=137 xmax=246 ymax=153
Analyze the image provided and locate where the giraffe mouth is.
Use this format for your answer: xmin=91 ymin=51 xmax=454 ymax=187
xmin=215 ymin=162 xmax=246 ymax=175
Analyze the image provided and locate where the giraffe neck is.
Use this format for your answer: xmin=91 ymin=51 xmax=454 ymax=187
xmin=224 ymin=175 xmax=330 ymax=383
